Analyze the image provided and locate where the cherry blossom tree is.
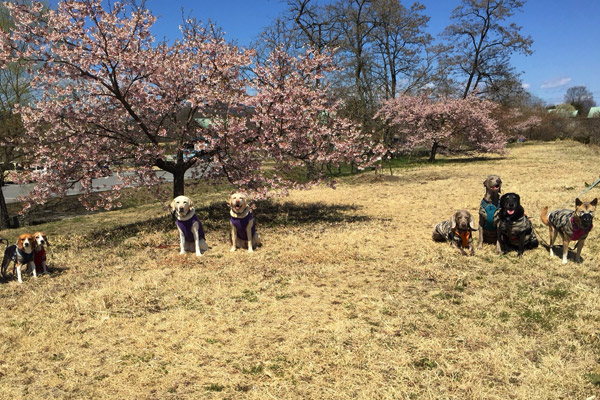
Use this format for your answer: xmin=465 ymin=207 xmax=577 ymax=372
xmin=248 ymin=45 xmax=378 ymax=193
xmin=377 ymin=94 xmax=506 ymax=161
xmin=0 ymin=0 xmax=375 ymax=210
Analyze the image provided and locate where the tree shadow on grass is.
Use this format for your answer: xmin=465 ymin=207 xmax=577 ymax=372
xmin=428 ymin=156 xmax=506 ymax=166
xmin=84 ymin=199 xmax=371 ymax=247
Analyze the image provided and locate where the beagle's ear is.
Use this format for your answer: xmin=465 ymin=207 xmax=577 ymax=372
xmin=44 ymin=235 xmax=50 ymax=247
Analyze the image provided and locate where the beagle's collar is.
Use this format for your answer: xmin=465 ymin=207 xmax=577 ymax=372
xmin=230 ymin=206 xmax=250 ymax=219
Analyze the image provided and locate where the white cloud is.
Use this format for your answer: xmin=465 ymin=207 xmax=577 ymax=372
xmin=522 ymin=83 xmax=531 ymax=90
xmin=541 ymin=77 xmax=572 ymax=89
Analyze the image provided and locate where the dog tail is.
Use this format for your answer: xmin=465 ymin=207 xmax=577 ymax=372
xmin=1 ymin=244 xmax=15 ymax=278
xmin=540 ymin=206 xmax=550 ymax=226
xmin=1 ymin=253 xmax=9 ymax=278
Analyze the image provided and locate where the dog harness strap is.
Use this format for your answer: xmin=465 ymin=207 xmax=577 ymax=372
xmin=481 ymin=199 xmax=497 ymax=231
xmin=230 ymin=213 xmax=256 ymax=241
xmin=16 ymin=248 xmax=34 ymax=263
xmin=176 ymin=214 xmax=206 ymax=242
xmin=570 ymin=217 xmax=592 ymax=241
xmin=453 ymin=229 xmax=470 ymax=248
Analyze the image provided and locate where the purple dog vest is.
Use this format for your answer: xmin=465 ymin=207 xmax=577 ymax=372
xmin=176 ymin=213 xmax=205 ymax=242
xmin=230 ymin=213 xmax=256 ymax=241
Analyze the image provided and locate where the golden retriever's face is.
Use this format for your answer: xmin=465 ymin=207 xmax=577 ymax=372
xmin=33 ymin=231 xmax=49 ymax=249
xmin=170 ymin=195 xmax=193 ymax=217
xmin=229 ymin=192 xmax=247 ymax=213
xmin=17 ymin=233 xmax=35 ymax=252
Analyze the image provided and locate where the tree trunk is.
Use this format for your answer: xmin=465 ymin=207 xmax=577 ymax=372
xmin=172 ymin=170 xmax=185 ymax=198
xmin=429 ymin=141 xmax=438 ymax=162
xmin=0 ymin=176 xmax=11 ymax=229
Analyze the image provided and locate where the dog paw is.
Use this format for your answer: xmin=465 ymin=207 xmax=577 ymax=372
xmin=230 ymin=247 xmax=237 ymax=252
xmin=247 ymin=249 xmax=254 ymax=253
xmin=562 ymin=258 xmax=568 ymax=264
xmin=195 ymin=252 xmax=203 ymax=257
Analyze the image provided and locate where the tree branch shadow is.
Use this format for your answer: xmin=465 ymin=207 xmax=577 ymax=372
xmin=83 ymin=199 xmax=370 ymax=247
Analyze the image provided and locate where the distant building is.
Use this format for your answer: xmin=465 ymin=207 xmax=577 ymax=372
xmin=587 ymin=106 xmax=600 ymax=118
xmin=548 ymin=108 xmax=578 ymax=117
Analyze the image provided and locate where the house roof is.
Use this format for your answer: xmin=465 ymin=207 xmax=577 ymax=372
xmin=588 ymin=106 xmax=600 ymax=118
xmin=548 ymin=108 xmax=578 ymax=117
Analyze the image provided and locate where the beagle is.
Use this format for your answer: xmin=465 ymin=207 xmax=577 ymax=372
xmin=229 ymin=192 xmax=261 ymax=253
xmin=33 ymin=231 xmax=49 ymax=274
xmin=169 ymin=195 xmax=209 ymax=257
xmin=1 ymin=233 xmax=37 ymax=283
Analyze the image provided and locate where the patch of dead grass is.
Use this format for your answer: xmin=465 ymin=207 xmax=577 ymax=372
xmin=1 ymin=140 xmax=600 ymax=399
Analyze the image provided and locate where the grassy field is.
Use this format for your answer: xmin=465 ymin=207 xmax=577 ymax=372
xmin=1 ymin=140 xmax=599 ymax=399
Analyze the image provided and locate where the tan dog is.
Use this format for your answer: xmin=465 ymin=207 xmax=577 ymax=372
xmin=229 ymin=192 xmax=261 ymax=253
xmin=33 ymin=231 xmax=49 ymax=274
xmin=432 ymin=210 xmax=477 ymax=256
xmin=541 ymin=198 xmax=597 ymax=263
xmin=169 ymin=195 xmax=209 ymax=256
xmin=1 ymin=233 xmax=37 ymax=283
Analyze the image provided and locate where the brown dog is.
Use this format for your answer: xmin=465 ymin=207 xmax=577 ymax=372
xmin=478 ymin=175 xmax=502 ymax=249
xmin=432 ymin=210 xmax=477 ymax=256
xmin=541 ymin=198 xmax=597 ymax=263
xmin=229 ymin=192 xmax=261 ymax=253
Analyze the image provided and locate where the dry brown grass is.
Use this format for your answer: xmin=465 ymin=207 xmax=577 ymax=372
xmin=1 ymin=140 xmax=600 ymax=399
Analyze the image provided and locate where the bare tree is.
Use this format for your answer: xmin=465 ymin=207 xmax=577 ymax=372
xmin=441 ymin=0 xmax=533 ymax=99
xmin=564 ymin=86 xmax=596 ymax=117
xmin=370 ymin=0 xmax=432 ymax=100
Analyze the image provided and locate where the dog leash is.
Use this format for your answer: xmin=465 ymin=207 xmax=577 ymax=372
xmin=575 ymin=176 xmax=600 ymax=199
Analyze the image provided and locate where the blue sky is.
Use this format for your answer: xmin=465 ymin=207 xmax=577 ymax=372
xmin=47 ymin=0 xmax=599 ymax=106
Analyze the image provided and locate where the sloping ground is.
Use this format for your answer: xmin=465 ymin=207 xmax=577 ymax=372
xmin=0 ymin=140 xmax=599 ymax=399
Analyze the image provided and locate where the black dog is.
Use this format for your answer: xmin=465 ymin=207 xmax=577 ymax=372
xmin=494 ymin=193 xmax=538 ymax=256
